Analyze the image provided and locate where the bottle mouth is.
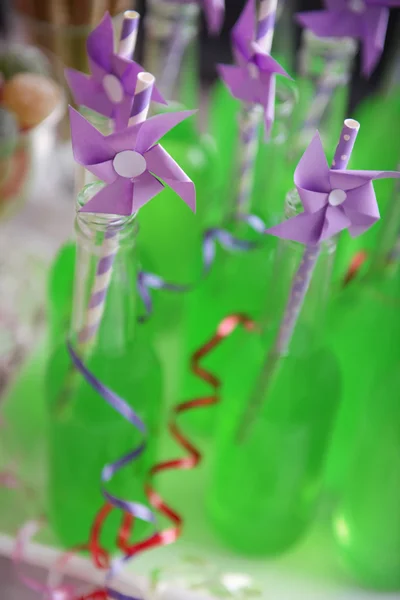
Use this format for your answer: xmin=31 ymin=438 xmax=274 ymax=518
xmin=76 ymin=182 xmax=138 ymax=235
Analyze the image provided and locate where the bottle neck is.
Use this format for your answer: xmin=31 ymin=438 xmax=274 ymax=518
xmin=144 ymin=0 xmax=199 ymax=102
xmin=262 ymin=189 xmax=336 ymax=354
xmin=296 ymin=30 xmax=357 ymax=151
xmin=71 ymin=183 xmax=139 ymax=356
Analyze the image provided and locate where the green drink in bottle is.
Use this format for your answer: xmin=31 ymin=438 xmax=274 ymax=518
xmin=207 ymin=189 xmax=341 ymax=555
xmin=46 ymin=183 xmax=163 ymax=549
xmin=326 ymin=181 xmax=400 ymax=589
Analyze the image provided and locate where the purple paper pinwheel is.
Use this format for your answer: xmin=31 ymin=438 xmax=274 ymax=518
xmin=266 ymin=131 xmax=400 ymax=244
xmin=69 ymin=106 xmax=196 ymax=216
xmin=65 ymin=12 xmax=166 ymax=130
xmin=297 ymin=0 xmax=400 ymax=77
xmin=218 ymin=0 xmax=290 ymax=135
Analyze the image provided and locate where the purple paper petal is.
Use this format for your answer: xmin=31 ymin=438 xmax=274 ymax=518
xmin=266 ymin=207 xmax=328 ymax=244
xmin=370 ymin=0 xmax=400 ymax=6
xmin=86 ymin=160 xmax=117 ymax=184
xmin=330 ymin=169 xmax=400 ymax=190
xmin=252 ymin=50 xmax=291 ymax=78
xmin=145 ymin=144 xmax=196 ymax=212
xmin=342 ymin=182 xmax=380 ymax=237
xmin=132 ymin=171 xmax=165 ymax=211
xmin=232 ymin=0 xmax=255 ymax=62
xmin=217 ymin=64 xmax=260 ymax=104
xmin=321 ymin=205 xmax=351 ymax=240
xmin=69 ymin=107 xmax=115 ymax=166
xmin=362 ymin=7 xmax=389 ymax=75
xmin=294 ymin=132 xmax=331 ymax=194
xmin=87 ymin=12 xmax=114 ymax=73
xmin=134 ymin=110 xmax=197 ymax=154
xmin=202 ymin=0 xmax=225 ymax=33
xmin=80 ymin=178 xmax=134 ymax=215
xmin=65 ymin=69 xmax=113 ymax=117
xmin=296 ymin=189 xmax=329 ymax=214
xmin=296 ymin=10 xmax=362 ymax=38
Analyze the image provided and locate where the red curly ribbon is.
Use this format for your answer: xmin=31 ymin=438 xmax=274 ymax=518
xmin=89 ymin=314 xmax=256 ymax=564
xmin=343 ymin=250 xmax=368 ymax=286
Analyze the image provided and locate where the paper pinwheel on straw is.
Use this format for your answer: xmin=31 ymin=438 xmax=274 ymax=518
xmin=237 ymin=118 xmax=400 ymax=439
xmin=218 ymin=0 xmax=291 ymax=214
xmin=70 ymin=93 xmax=195 ymax=346
xmin=65 ymin=11 xmax=166 ymax=131
xmin=297 ymin=0 xmax=400 ymax=78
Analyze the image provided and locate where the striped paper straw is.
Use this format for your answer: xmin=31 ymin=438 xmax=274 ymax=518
xmin=233 ymin=0 xmax=277 ymax=215
xmin=275 ymin=119 xmax=360 ymax=355
xmin=79 ymin=73 xmax=155 ymax=348
xmin=118 ymin=10 xmax=140 ymax=59
xmin=256 ymin=0 xmax=277 ymax=54
xmin=237 ymin=118 xmax=360 ymax=440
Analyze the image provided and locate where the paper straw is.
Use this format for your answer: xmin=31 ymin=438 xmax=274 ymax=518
xmin=79 ymin=73 xmax=155 ymax=347
xmin=256 ymin=0 xmax=277 ymax=53
xmin=233 ymin=0 xmax=277 ymax=215
xmin=237 ymin=119 xmax=360 ymax=440
xmin=118 ymin=10 xmax=140 ymax=59
xmin=275 ymin=119 xmax=359 ymax=355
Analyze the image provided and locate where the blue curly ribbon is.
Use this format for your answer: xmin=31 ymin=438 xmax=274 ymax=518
xmin=67 ymin=342 xmax=155 ymax=599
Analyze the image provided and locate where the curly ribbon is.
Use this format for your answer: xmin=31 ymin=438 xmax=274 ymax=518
xmin=88 ymin=314 xmax=256 ymax=577
xmin=137 ymin=219 xmax=265 ymax=320
xmin=342 ymin=250 xmax=368 ymax=287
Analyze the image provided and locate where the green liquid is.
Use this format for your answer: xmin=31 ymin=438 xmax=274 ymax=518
xmin=332 ymin=366 xmax=400 ymax=590
xmin=179 ymin=231 xmax=276 ymax=437
xmin=46 ymin=331 xmax=162 ymax=549
xmin=207 ymin=330 xmax=341 ymax=555
xmin=326 ymin=272 xmax=400 ymax=494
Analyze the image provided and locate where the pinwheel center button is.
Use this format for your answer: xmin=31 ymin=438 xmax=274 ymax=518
xmin=348 ymin=0 xmax=366 ymax=13
xmin=328 ymin=189 xmax=347 ymax=207
xmin=113 ymin=150 xmax=146 ymax=179
xmin=103 ymin=74 xmax=124 ymax=103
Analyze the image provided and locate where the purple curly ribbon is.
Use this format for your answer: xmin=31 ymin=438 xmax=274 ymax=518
xmin=137 ymin=217 xmax=265 ymax=320
xmin=67 ymin=342 xmax=156 ymax=599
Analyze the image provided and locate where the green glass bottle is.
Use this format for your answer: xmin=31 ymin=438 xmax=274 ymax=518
xmin=326 ymin=179 xmax=400 ymax=495
xmin=332 ymin=362 xmax=400 ymax=590
xmin=206 ymin=191 xmax=341 ymax=555
xmin=325 ymin=182 xmax=400 ymax=589
xmin=46 ymin=183 xmax=163 ymax=549
xmin=178 ymin=89 xmax=295 ymax=437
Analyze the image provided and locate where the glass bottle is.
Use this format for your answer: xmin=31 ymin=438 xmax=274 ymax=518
xmin=177 ymin=86 xmax=296 ymax=437
xmin=326 ymin=179 xmax=400 ymax=496
xmin=290 ymin=31 xmax=356 ymax=164
xmin=332 ymin=362 xmax=400 ymax=591
xmin=325 ymin=183 xmax=400 ymax=589
xmin=46 ymin=182 xmax=163 ymax=549
xmin=144 ymin=0 xmax=199 ymax=107
xmin=206 ymin=190 xmax=341 ymax=555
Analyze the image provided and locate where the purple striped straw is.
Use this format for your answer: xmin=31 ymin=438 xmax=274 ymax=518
xmin=234 ymin=0 xmax=277 ymax=215
xmin=275 ymin=118 xmax=360 ymax=355
xmin=118 ymin=11 xmax=140 ymax=59
xmin=79 ymin=74 xmax=155 ymax=348
xmin=236 ymin=118 xmax=360 ymax=440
